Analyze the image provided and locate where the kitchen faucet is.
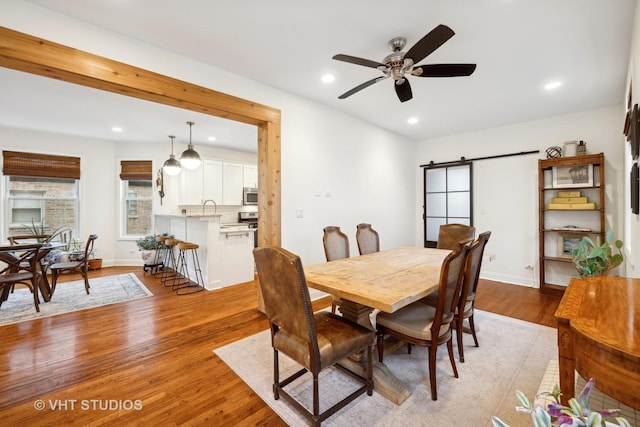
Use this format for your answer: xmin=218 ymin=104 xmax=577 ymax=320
xmin=202 ymin=199 xmax=217 ymax=214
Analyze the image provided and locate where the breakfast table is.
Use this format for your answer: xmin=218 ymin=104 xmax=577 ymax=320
xmin=304 ymin=246 xmax=451 ymax=404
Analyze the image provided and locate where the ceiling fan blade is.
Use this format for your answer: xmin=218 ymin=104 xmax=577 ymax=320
xmin=332 ymin=54 xmax=386 ymax=69
xmin=404 ymin=24 xmax=455 ymax=64
xmin=395 ymin=79 xmax=413 ymax=103
xmin=338 ymin=76 xmax=389 ymax=99
xmin=413 ymin=63 xmax=477 ymax=77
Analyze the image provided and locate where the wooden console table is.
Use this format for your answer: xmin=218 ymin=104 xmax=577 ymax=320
xmin=554 ymin=276 xmax=640 ymax=409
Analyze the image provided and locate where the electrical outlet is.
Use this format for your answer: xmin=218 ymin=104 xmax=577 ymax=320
xmin=525 ymin=264 xmax=534 ymax=270
xmin=295 ymin=208 xmax=303 ymax=218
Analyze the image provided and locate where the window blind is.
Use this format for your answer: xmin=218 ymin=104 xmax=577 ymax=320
xmin=119 ymin=160 xmax=152 ymax=181
xmin=2 ymin=151 xmax=81 ymax=179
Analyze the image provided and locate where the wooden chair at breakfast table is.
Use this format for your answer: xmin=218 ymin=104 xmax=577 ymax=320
xmin=49 ymin=234 xmax=97 ymax=297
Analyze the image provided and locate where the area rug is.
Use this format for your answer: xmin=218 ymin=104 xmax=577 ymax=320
xmin=0 ymin=273 xmax=152 ymax=326
xmin=214 ymin=310 xmax=556 ymax=426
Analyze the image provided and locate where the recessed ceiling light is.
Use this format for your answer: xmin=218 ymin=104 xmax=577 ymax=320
xmin=208 ymin=136 xmax=217 ymax=141
xmin=112 ymin=126 xmax=123 ymax=132
xmin=408 ymin=117 xmax=419 ymax=125
xmin=544 ymin=81 xmax=562 ymax=90
xmin=321 ymin=74 xmax=335 ymax=83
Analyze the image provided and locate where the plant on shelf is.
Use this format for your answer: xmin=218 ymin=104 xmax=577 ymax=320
xmin=492 ymin=378 xmax=630 ymax=427
xmin=571 ymin=231 xmax=623 ymax=277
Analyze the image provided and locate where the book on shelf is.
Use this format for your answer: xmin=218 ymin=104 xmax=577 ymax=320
xmin=546 ymin=203 xmax=596 ymax=210
xmin=557 ymin=191 xmax=582 ymax=197
xmin=550 ymin=226 xmax=593 ymax=232
xmin=551 ymin=196 xmax=588 ymax=203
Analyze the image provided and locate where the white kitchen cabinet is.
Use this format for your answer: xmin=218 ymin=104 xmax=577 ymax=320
xmin=243 ymin=164 xmax=258 ymax=188
xmin=203 ymin=159 xmax=223 ymax=202
xmin=222 ymin=162 xmax=243 ymax=205
xmin=178 ymin=165 xmax=203 ymax=205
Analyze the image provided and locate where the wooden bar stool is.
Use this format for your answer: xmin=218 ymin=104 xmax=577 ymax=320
xmin=174 ymin=241 xmax=205 ymax=295
xmin=160 ymin=238 xmax=181 ymax=287
xmin=147 ymin=235 xmax=168 ymax=276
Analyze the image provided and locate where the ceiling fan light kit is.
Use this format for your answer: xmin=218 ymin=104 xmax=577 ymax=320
xmin=333 ymin=24 xmax=476 ymax=102
xmin=163 ymin=135 xmax=182 ymax=176
xmin=179 ymin=121 xmax=202 ymax=170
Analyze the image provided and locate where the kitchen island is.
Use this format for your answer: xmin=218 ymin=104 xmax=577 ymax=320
xmin=155 ymin=214 xmax=256 ymax=289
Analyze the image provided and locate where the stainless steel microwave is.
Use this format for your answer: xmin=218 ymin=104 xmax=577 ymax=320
xmin=243 ymin=187 xmax=258 ymax=205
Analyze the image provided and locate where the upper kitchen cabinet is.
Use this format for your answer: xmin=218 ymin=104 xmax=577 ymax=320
xmin=222 ymin=162 xmax=244 ymax=205
xmin=178 ymin=165 xmax=204 ymax=205
xmin=243 ymin=164 xmax=258 ymax=188
xmin=203 ymin=159 xmax=223 ymax=202
xmin=177 ymin=158 xmax=256 ymax=207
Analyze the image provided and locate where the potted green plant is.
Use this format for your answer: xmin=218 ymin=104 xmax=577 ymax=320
xmin=571 ymin=231 xmax=623 ymax=277
xmin=136 ymin=234 xmax=171 ymax=270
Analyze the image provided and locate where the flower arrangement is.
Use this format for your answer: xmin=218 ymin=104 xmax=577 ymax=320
xmin=492 ymin=378 xmax=630 ymax=427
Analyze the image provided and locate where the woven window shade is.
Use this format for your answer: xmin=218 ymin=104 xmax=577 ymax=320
xmin=120 ymin=160 xmax=152 ymax=180
xmin=2 ymin=151 xmax=81 ymax=179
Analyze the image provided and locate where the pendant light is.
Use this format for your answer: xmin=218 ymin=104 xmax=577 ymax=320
xmin=180 ymin=121 xmax=202 ymax=169
xmin=162 ymin=135 xmax=181 ymax=176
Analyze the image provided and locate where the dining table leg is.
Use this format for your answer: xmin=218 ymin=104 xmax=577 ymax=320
xmin=337 ymin=299 xmax=411 ymax=405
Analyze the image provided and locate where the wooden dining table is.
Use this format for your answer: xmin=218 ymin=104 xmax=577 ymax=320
xmin=304 ymin=246 xmax=451 ymax=404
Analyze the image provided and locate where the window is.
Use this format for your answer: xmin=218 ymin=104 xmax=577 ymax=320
xmin=2 ymin=151 xmax=80 ymax=239
xmin=120 ymin=161 xmax=153 ymax=237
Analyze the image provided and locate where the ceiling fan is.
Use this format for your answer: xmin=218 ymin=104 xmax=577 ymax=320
xmin=332 ymin=24 xmax=476 ymax=102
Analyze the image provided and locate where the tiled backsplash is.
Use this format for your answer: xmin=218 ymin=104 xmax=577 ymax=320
xmin=179 ymin=205 xmax=258 ymax=224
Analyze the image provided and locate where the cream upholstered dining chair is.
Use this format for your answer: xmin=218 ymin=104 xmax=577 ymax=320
xmin=322 ymin=226 xmax=349 ymax=314
xmin=253 ymin=246 xmax=373 ymax=426
xmin=376 ymin=241 xmax=469 ymax=401
xmin=49 ymin=234 xmax=97 ymax=297
xmin=455 ymin=231 xmax=491 ymax=361
xmin=436 ymin=223 xmax=475 ymax=250
xmin=355 ymin=223 xmax=380 ymax=255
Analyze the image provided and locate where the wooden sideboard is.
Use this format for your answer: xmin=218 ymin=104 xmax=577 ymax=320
xmin=554 ymin=276 xmax=640 ymax=409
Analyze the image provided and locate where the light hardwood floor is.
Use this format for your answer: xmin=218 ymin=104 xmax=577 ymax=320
xmin=0 ymin=266 xmax=561 ymax=426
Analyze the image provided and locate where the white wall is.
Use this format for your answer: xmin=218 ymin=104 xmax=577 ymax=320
xmin=415 ymin=106 xmax=625 ymax=286
xmin=0 ymin=0 xmax=416 ymax=269
xmin=623 ymin=1 xmax=640 ymax=277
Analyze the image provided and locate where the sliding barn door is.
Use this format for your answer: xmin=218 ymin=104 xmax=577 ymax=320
xmin=423 ymin=162 xmax=473 ymax=247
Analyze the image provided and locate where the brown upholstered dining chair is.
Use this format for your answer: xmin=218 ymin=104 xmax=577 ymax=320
xmin=0 ymin=244 xmax=43 ymax=312
xmin=355 ymin=223 xmax=380 ymax=255
xmin=49 ymin=234 xmax=97 ymax=297
xmin=253 ymin=246 xmax=374 ymax=426
xmin=322 ymin=226 xmax=349 ymax=314
xmin=436 ymin=223 xmax=475 ymax=250
xmin=376 ymin=241 xmax=469 ymax=401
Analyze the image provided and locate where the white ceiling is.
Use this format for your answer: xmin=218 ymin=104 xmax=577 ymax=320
xmin=1 ymin=0 xmax=637 ymax=152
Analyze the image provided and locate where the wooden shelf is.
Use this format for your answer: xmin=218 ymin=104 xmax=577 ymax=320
xmin=538 ymin=153 xmax=605 ymax=294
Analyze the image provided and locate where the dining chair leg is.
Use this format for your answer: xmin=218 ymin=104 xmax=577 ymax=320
xmin=31 ymin=276 xmax=40 ymax=313
xmin=273 ymin=349 xmax=280 ymax=400
xmin=456 ymin=316 xmax=465 ymax=363
xmin=428 ymin=345 xmax=438 ymax=400
xmin=469 ymin=313 xmax=479 ymax=347
xmin=376 ymin=333 xmax=385 ymax=363
xmin=447 ymin=338 xmax=458 ymax=378
xmin=313 ymin=373 xmax=320 ymax=420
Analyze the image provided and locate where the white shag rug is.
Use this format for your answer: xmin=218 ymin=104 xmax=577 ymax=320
xmin=0 ymin=273 xmax=152 ymax=326
xmin=215 ymin=310 xmax=556 ymax=427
